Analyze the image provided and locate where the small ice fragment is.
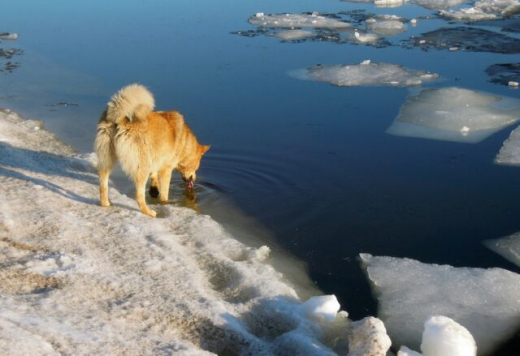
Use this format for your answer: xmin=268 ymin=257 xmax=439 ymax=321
xmin=449 ymin=47 xmax=459 ymax=51
xmin=460 ymin=126 xmax=470 ymax=135
xmin=301 ymin=295 xmax=340 ymax=322
xmin=398 ymin=346 xmax=422 ymax=356
xmin=347 ymin=317 xmax=392 ymax=356
xmin=411 ymin=19 xmax=418 ymax=24
xmin=509 ymin=81 xmax=519 ymax=87
xmin=361 ymin=60 xmax=371 ymax=65
xmin=34 ymin=126 xmax=40 ymax=131
xmin=0 ymin=33 xmax=19 ymax=40
xmin=420 ymin=40 xmax=426 ymax=44
xmin=421 ymin=316 xmax=477 ymax=356
xmin=255 ymin=13 xmax=264 ymax=18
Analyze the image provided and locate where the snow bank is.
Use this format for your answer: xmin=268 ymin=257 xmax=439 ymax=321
xmin=306 ymin=61 xmax=438 ymax=87
xmin=360 ymin=253 xmax=520 ymax=355
xmin=386 ymin=87 xmax=520 ymax=143
xmin=0 ymin=109 xmax=350 ymax=355
xmin=484 ymin=232 xmax=520 ymax=268
xmin=248 ymin=13 xmax=351 ymax=29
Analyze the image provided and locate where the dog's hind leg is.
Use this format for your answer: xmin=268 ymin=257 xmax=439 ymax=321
xmin=99 ymin=168 xmax=112 ymax=207
xmin=149 ymin=173 xmax=160 ymax=198
xmin=136 ymin=171 xmax=157 ymax=217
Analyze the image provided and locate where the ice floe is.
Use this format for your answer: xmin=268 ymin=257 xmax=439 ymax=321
xmin=0 ymin=109 xmax=354 ymax=354
xmin=484 ymin=232 xmax=520 ymax=268
xmin=475 ymin=0 xmax=520 ymax=15
xmin=439 ymin=8 xmax=498 ymax=21
xmin=412 ymin=0 xmax=467 ymax=9
xmin=342 ymin=0 xmax=410 ymax=8
xmin=410 ymin=27 xmax=520 ymax=54
xmin=274 ymin=29 xmax=314 ymax=41
xmin=306 ymin=61 xmax=438 ymax=87
xmin=347 ymin=317 xmax=392 ymax=356
xmin=248 ymin=12 xmax=351 ymax=29
xmin=365 ymin=15 xmax=407 ymax=36
xmin=386 ymin=87 xmax=520 ymax=143
xmin=495 ymin=124 xmax=520 ymax=164
xmin=486 ymin=62 xmax=520 ymax=87
xmin=360 ymin=253 xmax=520 ymax=355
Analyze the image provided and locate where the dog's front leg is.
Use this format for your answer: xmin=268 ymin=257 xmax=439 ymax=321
xmin=135 ymin=171 xmax=157 ymax=217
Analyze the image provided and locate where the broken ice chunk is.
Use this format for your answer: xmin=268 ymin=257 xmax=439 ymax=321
xmin=483 ymin=232 xmax=520 ymax=268
xmin=347 ymin=317 xmax=392 ymax=356
xmin=398 ymin=346 xmax=422 ymax=356
xmin=421 ymin=316 xmax=477 ymax=356
xmin=360 ymin=253 xmax=520 ymax=355
xmin=306 ymin=62 xmax=438 ymax=87
xmin=301 ymin=295 xmax=340 ymax=322
xmin=354 ymin=30 xmax=381 ymax=43
xmin=248 ymin=13 xmax=351 ymax=29
xmin=386 ymin=87 xmax=520 ymax=143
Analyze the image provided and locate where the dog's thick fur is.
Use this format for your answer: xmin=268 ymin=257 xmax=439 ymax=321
xmin=95 ymin=84 xmax=209 ymax=217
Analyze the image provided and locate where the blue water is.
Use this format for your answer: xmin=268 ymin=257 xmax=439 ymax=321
xmin=1 ymin=0 xmax=520 ymax=353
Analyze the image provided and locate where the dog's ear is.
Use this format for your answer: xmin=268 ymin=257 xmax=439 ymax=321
xmin=200 ymin=145 xmax=211 ymax=155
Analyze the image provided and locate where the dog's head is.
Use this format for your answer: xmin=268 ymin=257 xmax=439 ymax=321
xmin=178 ymin=144 xmax=210 ymax=188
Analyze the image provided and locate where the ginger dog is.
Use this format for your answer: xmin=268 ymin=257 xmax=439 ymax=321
xmin=95 ymin=84 xmax=209 ymax=217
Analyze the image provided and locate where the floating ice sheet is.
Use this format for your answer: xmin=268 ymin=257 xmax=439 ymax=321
xmin=412 ymin=0 xmax=467 ymax=9
xmin=386 ymin=87 xmax=520 ymax=143
xmin=306 ymin=61 xmax=438 ymax=87
xmin=495 ymin=124 xmax=520 ymax=165
xmin=410 ymin=27 xmax=520 ymax=54
xmin=274 ymin=29 xmax=314 ymax=40
xmin=360 ymin=253 xmax=520 ymax=355
xmin=439 ymin=8 xmax=498 ymax=21
xmin=475 ymin=0 xmax=520 ymax=15
xmin=366 ymin=15 xmax=407 ymax=36
xmin=341 ymin=0 xmax=410 ymax=7
xmin=484 ymin=232 xmax=520 ymax=268
xmin=248 ymin=13 xmax=351 ymax=29
xmin=486 ymin=62 xmax=520 ymax=86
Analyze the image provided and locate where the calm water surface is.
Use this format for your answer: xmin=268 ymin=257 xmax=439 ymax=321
xmin=1 ymin=0 xmax=520 ymax=353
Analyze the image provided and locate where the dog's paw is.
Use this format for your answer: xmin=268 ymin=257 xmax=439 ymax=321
xmin=100 ymin=200 xmax=111 ymax=207
xmin=143 ymin=209 xmax=157 ymax=218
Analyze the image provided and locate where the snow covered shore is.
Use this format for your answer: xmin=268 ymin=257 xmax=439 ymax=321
xmin=0 ymin=109 xmax=352 ymax=355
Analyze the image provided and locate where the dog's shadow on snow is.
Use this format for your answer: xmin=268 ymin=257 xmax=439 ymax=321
xmin=0 ymin=142 xmax=112 ymax=207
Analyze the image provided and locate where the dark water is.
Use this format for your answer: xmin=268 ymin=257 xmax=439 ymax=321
xmin=1 ymin=0 xmax=520 ymax=353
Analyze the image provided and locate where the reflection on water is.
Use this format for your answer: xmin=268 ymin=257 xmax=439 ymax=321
xmin=2 ymin=0 xmax=520 ymax=353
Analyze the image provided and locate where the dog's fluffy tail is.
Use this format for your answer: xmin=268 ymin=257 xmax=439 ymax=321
xmin=106 ymin=84 xmax=155 ymax=124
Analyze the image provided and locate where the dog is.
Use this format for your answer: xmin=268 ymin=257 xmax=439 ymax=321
xmin=94 ymin=84 xmax=210 ymax=217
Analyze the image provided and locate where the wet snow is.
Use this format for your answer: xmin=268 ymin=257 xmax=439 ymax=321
xmin=386 ymin=87 xmax=520 ymax=143
xmin=306 ymin=61 xmax=438 ymax=87
xmin=361 ymin=253 xmax=520 ymax=355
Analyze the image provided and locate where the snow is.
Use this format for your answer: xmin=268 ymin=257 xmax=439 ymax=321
xmin=347 ymin=317 xmax=392 ymax=356
xmin=475 ymin=0 xmax=520 ymax=14
xmin=306 ymin=61 xmax=438 ymax=87
xmin=484 ymin=232 xmax=520 ymax=268
xmin=495 ymin=124 xmax=520 ymax=165
xmin=360 ymin=253 xmax=520 ymax=355
xmin=386 ymin=87 xmax=520 ymax=143
xmin=421 ymin=316 xmax=477 ymax=356
xmin=0 ymin=108 xmax=352 ymax=355
xmin=248 ymin=13 xmax=351 ymax=29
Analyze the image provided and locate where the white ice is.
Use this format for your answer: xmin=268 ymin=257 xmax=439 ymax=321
xmin=342 ymin=0 xmax=409 ymax=8
xmin=274 ymin=30 xmax=314 ymax=41
xmin=347 ymin=317 xmax=392 ymax=356
xmin=0 ymin=109 xmax=352 ymax=355
xmin=495 ymin=124 xmax=520 ymax=165
xmin=484 ymin=232 xmax=520 ymax=268
xmin=366 ymin=16 xmax=407 ymax=36
xmin=306 ymin=61 xmax=438 ymax=87
xmin=412 ymin=0 xmax=467 ymax=9
xmin=474 ymin=0 xmax=520 ymax=15
xmin=353 ymin=30 xmax=381 ymax=43
xmin=360 ymin=253 xmax=520 ymax=355
xmin=399 ymin=346 xmax=423 ymax=356
xmin=248 ymin=13 xmax=352 ymax=29
xmin=386 ymin=87 xmax=520 ymax=143
xmin=439 ymin=8 xmax=498 ymax=21
xmin=421 ymin=316 xmax=477 ymax=356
